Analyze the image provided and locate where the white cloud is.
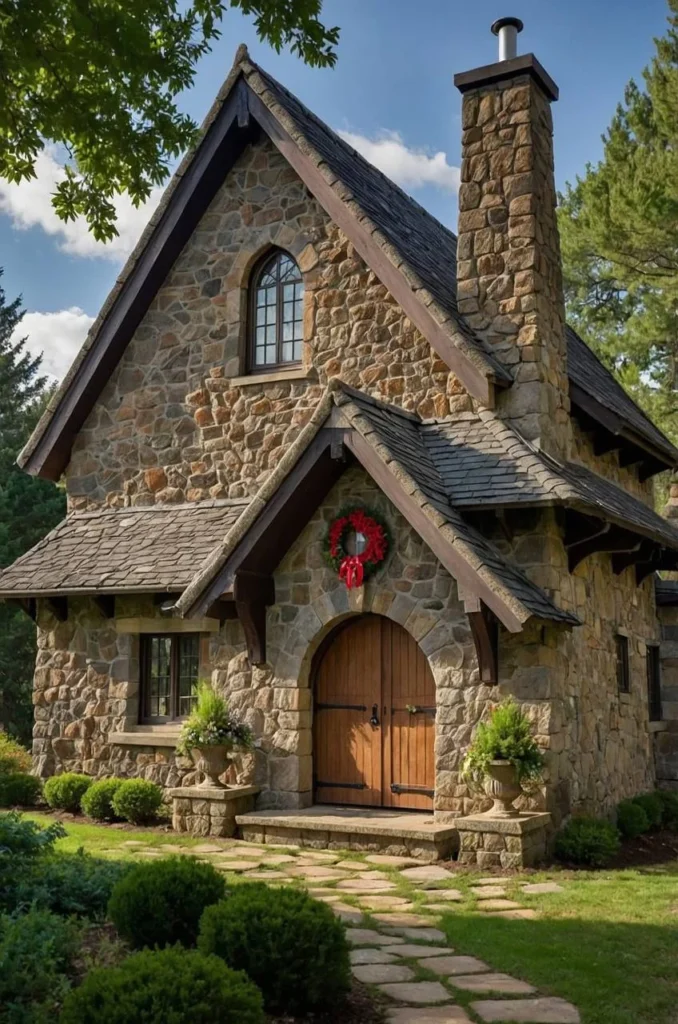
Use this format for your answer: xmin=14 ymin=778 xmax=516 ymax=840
xmin=12 ymin=308 xmax=95 ymax=381
xmin=0 ymin=149 xmax=163 ymax=261
xmin=337 ymin=129 xmax=460 ymax=194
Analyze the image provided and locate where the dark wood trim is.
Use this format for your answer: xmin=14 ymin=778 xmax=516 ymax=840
xmin=247 ymin=90 xmax=499 ymax=406
xmin=46 ymin=596 xmax=68 ymax=622
xmin=24 ymin=80 xmax=258 ymax=480
xmin=139 ymin=631 xmax=201 ymax=724
xmin=570 ymin=382 xmax=676 ymax=473
xmin=93 ymin=595 xmax=115 ymax=618
xmin=234 ymin=571 xmax=275 ymax=665
xmin=467 ymin=603 xmax=499 ymax=683
xmin=344 ymin=430 xmax=524 ymax=632
xmin=246 ymin=248 xmax=303 ymax=373
xmin=611 ymin=539 xmax=654 ymax=575
xmin=616 ymin=633 xmax=630 ymax=693
xmin=10 ymin=597 xmax=36 ymax=621
xmin=205 ymin=598 xmax=238 ymax=624
xmin=567 ymin=523 xmax=642 ymax=572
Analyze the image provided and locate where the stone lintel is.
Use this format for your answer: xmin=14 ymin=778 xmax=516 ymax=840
xmin=115 ymin=617 xmax=220 ymax=634
xmin=457 ymin=812 xmax=551 ymax=836
xmin=112 ymin=730 xmax=181 ymax=748
xmin=454 ymin=53 xmax=559 ymax=102
xmin=168 ymin=785 xmax=260 ymax=801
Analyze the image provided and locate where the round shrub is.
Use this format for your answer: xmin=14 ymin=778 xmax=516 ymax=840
xmin=59 ymin=946 xmax=264 ymax=1024
xmin=617 ymin=799 xmax=649 ymax=838
xmin=657 ymin=788 xmax=678 ymax=830
xmin=198 ymin=882 xmax=351 ymax=1015
xmin=555 ymin=816 xmax=621 ymax=867
xmin=0 ymin=772 xmax=42 ymax=807
xmin=107 ymin=856 xmax=226 ymax=949
xmin=43 ymin=772 xmax=92 ymax=813
xmin=632 ymin=792 xmax=663 ymax=830
xmin=111 ymin=778 xmax=162 ymax=825
xmin=81 ymin=777 xmax=124 ymax=821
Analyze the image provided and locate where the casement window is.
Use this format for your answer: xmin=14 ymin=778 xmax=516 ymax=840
xmin=140 ymin=634 xmax=200 ymax=723
xmin=248 ymin=249 xmax=304 ymax=371
xmin=616 ymin=633 xmax=630 ymax=694
xmin=646 ymin=644 xmax=663 ymax=722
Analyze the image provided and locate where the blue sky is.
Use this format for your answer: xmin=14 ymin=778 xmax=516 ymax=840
xmin=0 ymin=0 xmax=670 ymax=378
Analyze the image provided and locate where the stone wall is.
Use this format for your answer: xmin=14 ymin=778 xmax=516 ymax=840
xmin=66 ymin=136 xmax=463 ymax=512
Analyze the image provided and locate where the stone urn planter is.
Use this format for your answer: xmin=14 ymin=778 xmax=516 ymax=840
xmin=191 ymin=745 xmax=232 ymax=789
xmin=482 ymin=759 xmax=522 ymax=818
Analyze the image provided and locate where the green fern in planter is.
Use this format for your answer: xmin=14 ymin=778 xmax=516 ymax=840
xmin=177 ymin=682 xmax=253 ymax=757
xmin=462 ymin=698 xmax=545 ymax=786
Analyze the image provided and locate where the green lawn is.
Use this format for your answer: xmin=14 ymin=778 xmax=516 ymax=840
xmin=24 ymin=812 xmax=678 ymax=1024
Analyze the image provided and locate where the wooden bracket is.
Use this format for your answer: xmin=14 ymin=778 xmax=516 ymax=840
xmin=234 ymin=571 xmax=275 ymax=665
xmin=12 ymin=597 xmax=36 ymax=621
xmin=205 ymin=598 xmax=238 ymax=625
xmin=467 ymin=602 xmax=499 ymax=684
xmin=93 ymin=595 xmax=115 ymax=618
xmin=46 ymin=596 xmax=68 ymax=622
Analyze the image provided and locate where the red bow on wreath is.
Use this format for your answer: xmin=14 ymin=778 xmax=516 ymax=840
xmin=327 ymin=508 xmax=389 ymax=590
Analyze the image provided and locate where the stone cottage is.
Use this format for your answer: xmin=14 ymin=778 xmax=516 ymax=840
xmin=3 ymin=21 xmax=678 ymax=848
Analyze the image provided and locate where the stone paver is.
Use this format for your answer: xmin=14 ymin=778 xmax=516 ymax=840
xmin=471 ymin=997 xmax=580 ymax=1023
xmin=383 ymin=927 xmax=447 ymax=942
xmin=246 ymin=870 xmax=289 ymax=880
xmin=310 ymin=891 xmax=341 ymax=902
xmin=121 ymin=840 xmax=148 ymax=847
xmin=425 ymin=903 xmax=462 ymax=913
xmin=476 ymin=878 xmax=502 ymax=885
xmin=449 ymin=973 xmax=536 ymax=995
xmin=373 ymin=913 xmax=437 ymax=927
xmin=332 ymin=905 xmax=365 ymax=924
xmin=366 ymin=854 xmax=422 ymax=867
xmin=476 ymin=899 xmax=523 ymax=911
xmin=214 ymin=860 xmax=261 ymax=872
xmin=471 ymin=886 xmax=506 ymax=898
xmin=379 ymin=981 xmax=450 ymax=1004
xmin=391 ymin=944 xmax=452 ymax=959
xmin=192 ymin=843 xmax=225 ymax=853
xmin=399 ymin=866 xmax=450 ymax=883
xmin=346 ymin=928 xmax=405 ymax=946
xmin=350 ymin=948 xmax=397 ymax=965
xmin=352 ymin=964 xmax=415 ymax=984
xmin=262 ymin=854 xmax=298 ymax=865
xmin=423 ymin=955 xmax=491 ymax=976
xmin=521 ymin=883 xmax=564 ymax=895
xmin=335 ymin=859 xmax=372 ymax=870
xmin=419 ymin=888 xmax=464 ymax=901
xmin=294 ymin=851 xmax=339 ymax=862
xmin=337 ymin=878 xmax=397 ymax=891
xmin=387 ymin=1008 xmax=471 ymax=1023
xmin=359 ymin=896 xmax=413 ymax=910
xmin=288 ymin=866 xmax=348 ymax=880
xmin=487 ymin=909 xmax=538 ymax=920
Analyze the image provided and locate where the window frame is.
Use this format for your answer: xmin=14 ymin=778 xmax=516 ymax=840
xmin=616 ymin=633 xmax=630 ymax=694
xmin=139 ymin=633 xmax=201 ymax=724
xmin=247 ymin=249 xmax=304 ymax=373
xmin=646 ymin=643 xmax=662 ymax=722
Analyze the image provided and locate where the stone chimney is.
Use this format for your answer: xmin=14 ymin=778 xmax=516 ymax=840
xmin=454 ymin=18 xmax=570 ymax=459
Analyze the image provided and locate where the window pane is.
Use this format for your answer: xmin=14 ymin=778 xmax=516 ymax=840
xmin=177 ymin=635 xmax=200 ymax=718
xmin=282 ymin=341 xmax=294 ymax=362
xmin=147 ymin=636 xmax=171 ymax=719
xmin=616 ymin=634 xmax=629 ymax=693
xmin=647 ymin=645 xmax=662 ymax=721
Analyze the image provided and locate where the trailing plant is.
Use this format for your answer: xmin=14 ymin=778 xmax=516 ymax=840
xmin=110 ymin=778 xmax=163 ymax=825
xmin=198 ymin=883 xmax=350 ymax=1015
xmin=461 ymin=698 xmax=545 ymax=786
xmin=0 ymin=908 xmax=80 ymax=1023
xmin=0 ymin=733 xmax=31 ymax=775
xmin=2 ymin=851 xmax=132 ymax=918
xmin=81 ymin=778 xmax=124 ymax=821
xmin=59 ymin=946 xmax=264 ymax=1024
xmin=43 ymin=772 xmax=92 ymax=813
xmin=555 ymin=816 xmax=621 ymax=867
xmin=177 ymin=682 xmax=253 ymax=756
xmin=616 ymin=799 xmax=649 ymax=838
xmin=107 ymin=856 xmax=226 ymax=949
xmin=0 ymin=772 xmax=41 ymax=808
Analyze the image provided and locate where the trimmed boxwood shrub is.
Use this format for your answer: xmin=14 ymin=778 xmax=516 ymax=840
xmin=43 ymin=772 xmax=92 ymax=813
xmin=198 ymin=882 xmax=351 ymax=1015
xmin=632 ymin=792 xmax=663 ymax=830
xmin=59 ymin=946 xmax=264 ymax=1024
xmin=3 ymin=851 xmax=132 ymax=918
xmin=617 ymin=799 xmax=649 ymax=838
xmin=0 ymin=908 xmax=80 ymax=1022
xmin=0 ymin=772 xmax=42 ymax=808
xmin=657 ymin=788 xmax=678 ymax=829
xmin=107 ymin=856 xmax=226 ymax=949
xmin=554 ymin=816 xmax=621 ymax=867
xmin=81 ymin=778 xmax=123 ymax=821
xmin=111 ymin=778 xmax=162 ymax=825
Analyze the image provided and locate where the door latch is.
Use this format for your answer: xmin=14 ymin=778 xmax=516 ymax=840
xmin=370 ymin=704 xmax=380 ymax=727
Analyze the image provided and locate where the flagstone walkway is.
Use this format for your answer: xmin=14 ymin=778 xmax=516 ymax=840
xmin=112 ymin=837 xmax=577 ymax=1024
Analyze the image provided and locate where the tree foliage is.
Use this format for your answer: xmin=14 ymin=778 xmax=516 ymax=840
xmin=0 ymin=273 xmax=65 ymax=743
xmin=0 ymin=0 xmax=339 ymax=241
xmin=559 ymin=0 xmax=678 ymax=448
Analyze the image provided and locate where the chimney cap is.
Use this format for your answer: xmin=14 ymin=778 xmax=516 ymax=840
xmin=491 ymin=16 xmax=524 ymax=35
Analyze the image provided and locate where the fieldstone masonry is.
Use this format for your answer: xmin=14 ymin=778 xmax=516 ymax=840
xmin=456 ymin=813 xmax=551 ymax=869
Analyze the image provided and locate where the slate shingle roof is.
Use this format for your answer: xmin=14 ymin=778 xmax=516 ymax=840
xmin=0 ymin=501 xmax=248 ymax=597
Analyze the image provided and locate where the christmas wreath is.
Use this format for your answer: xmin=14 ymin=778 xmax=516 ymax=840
xmin=325 ymin=506 xmax=390 ymax=589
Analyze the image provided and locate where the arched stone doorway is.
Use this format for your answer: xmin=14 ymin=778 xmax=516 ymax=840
xmin=312 ymin=614 xmax=435 ymax=811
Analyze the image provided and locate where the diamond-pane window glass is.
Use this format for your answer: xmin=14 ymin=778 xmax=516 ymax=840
xmin=141 ymin=634 xmax=202 ymax=723
xmin=249 ymin=250 xmax=304 ymax=370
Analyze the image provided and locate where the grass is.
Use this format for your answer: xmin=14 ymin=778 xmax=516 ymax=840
xmin=23 ymin=811 xmax=205 ymax=858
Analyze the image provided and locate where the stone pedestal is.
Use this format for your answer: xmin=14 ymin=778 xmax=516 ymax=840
xmin=168 ymin=785 xmax=260 ymax=838
xmin=456 ymin=812 xmax=551 ymax=869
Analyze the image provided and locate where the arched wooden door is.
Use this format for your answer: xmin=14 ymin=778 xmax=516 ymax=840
xmin=313 ymin=615 xmax=435 ymax=810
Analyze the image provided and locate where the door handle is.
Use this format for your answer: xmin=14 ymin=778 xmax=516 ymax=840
xmin=370 ymin=704 xmax=380 ymax=727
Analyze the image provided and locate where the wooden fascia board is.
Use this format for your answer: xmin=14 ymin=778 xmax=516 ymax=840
xmin=570 ymin=382 xmax=677 ymax=471
xmin=247 ymin=90 xmax=495 ymax=408
xmin=23 ymin=81 xmax=256 ymax=481
xmin=343 ymin=430 xmax=525 ymax=632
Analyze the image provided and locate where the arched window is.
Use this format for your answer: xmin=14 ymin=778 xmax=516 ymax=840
xmin=248 ymin=250 xmax=304 ymax=371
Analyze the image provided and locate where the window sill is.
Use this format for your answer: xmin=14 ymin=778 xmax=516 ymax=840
xmin=649 ymin=720 xmax=668 ymax=733
xmin=228 ymin=367 xmax=315 ymax=387
xmin=110 ymin=728 xmax=181 ymax=748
